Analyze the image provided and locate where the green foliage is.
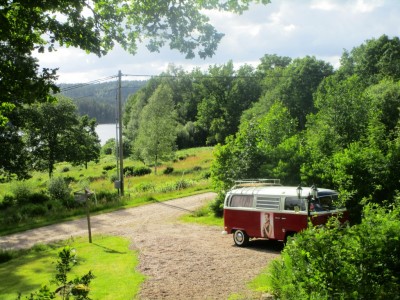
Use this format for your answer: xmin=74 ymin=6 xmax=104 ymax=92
xmin=132 ymin=166 xmax=152 ymax=177
xmin=163 ymin=166 xmax=174 ymax=175
xmin=101 ymin=139 xmax=115 ymax=156
xmin=47 ymin=177 xmax=72 ymax=204
xmin=267 ymin=201 xmax=400 ymax=299
xmin=102 ymin=164 xmax=115 ymax=171
xmin=24 ymin=97 xmax=100 ymax=177
xmin=0 ymin=194 xmax=16 ymax=209
xmin=133 ymin=84 xmax=178 ymax=174
xmin=11 ymin=182 xmax=32 ymax=205
xmin=29 ymin=192 xmax=50 ymax=205
xmin=196 ymin=61 xmax=262 ymax=144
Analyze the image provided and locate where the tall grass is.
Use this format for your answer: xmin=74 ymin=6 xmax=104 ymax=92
xmin=0 ymin=147 xmax=214 ymax=235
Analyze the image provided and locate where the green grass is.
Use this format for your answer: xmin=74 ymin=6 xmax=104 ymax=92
xmin=179 ymin=204 xmax=223 ymax=227
xmin=0 ymin=236 xmax=145 ymax=300
xmin=0 ymin=147 xmax=215 ymax=235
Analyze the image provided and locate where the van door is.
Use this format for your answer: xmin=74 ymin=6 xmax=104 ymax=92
xmin=256 ymin=196 xmax=280 ymax=240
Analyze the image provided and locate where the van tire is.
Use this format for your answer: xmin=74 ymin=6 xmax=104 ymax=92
xmin=233 ymin=230 xmax=249 ymax=247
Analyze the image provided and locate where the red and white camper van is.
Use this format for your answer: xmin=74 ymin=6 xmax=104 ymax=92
xmin=223 ymin=179 xmax=348 ymax=246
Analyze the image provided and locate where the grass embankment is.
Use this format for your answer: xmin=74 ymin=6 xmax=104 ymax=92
xmin=0 ymin=236 xmax=145 ymax=299
xmin=0 ymin=147 xmax=215 ymax=236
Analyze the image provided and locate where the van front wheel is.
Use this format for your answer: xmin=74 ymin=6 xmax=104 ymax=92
xmin=233 ymin=230 xmax=249 ymax=247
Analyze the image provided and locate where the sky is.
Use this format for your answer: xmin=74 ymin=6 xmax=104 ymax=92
xmin=33 ymin=0 xmax=400 ymax=84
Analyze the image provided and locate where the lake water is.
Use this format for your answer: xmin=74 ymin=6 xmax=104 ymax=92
xmin=96 ymin=124 xmax=117 ymax=145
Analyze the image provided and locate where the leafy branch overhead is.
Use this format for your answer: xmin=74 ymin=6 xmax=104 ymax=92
xmin=1 ymin=0 xmax=271 ymax=59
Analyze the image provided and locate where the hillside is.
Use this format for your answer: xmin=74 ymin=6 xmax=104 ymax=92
xmin=59 ymin=80 xmax=147 ymax=123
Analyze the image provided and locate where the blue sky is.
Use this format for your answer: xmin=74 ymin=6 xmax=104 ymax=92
xmin=33 ymin=0 xmax=400 ymax=83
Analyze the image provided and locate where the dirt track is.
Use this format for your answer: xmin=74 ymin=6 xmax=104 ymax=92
xmin=0 ymin=193 xmax=280 ymax=299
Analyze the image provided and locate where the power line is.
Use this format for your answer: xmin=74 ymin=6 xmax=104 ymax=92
xmin=59 ymin=75 xmax=117 ymax=92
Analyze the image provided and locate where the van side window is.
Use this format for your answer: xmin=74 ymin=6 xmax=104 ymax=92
xmin=284 ymin=197 xmax=306 ymax=211
xmin=229 ymin=195 xmax=253 ymax=207
xmin=256 ymin=197 xmax=280 ymax=210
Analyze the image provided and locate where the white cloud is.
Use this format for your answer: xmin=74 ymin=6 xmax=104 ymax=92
xmin=33 ymin=0 xmax=400 ymax=83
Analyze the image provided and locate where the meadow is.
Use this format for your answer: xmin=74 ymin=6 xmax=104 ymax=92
xmin=0 ymin=147 xmax=215 ymax=236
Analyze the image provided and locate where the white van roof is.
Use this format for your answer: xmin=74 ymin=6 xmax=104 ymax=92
xmin=227 ymin=185 xmax=336 ymax=197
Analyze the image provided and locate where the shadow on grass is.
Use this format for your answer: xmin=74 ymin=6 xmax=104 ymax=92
xmin=92 ymin=243 xmax=126 ymax=254
xmin=150 ymin=198 xmax=195 ymax=213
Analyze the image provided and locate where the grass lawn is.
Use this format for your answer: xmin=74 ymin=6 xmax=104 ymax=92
xmin=179 ymin=204 xmax=223 ymax=227
xmin=0 ymin=236 xmax=145 ymax=300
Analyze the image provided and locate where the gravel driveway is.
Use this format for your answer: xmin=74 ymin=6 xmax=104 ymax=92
xmin=0 ymin=193 xmax=280 ymax=299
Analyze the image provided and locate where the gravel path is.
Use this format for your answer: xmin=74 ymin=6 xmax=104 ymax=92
xmin=0 ymin=193 xmax=281 ymax=299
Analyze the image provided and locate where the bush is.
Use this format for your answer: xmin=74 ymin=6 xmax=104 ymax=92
xmin=109 ymin=173 xmax=118 ymax=183
xmin=133 ymin=166 xmax=151 ymax=177
xmin=163 ymin=166 xmax=174 ymax=175
xmin=267 ymin=201 xmax=400 ymax=299
xmin=11 ymin=182 xmax=32 ymax=205
xmin=28 ymin=192 xmax=50 ymax=204
xmin=0 ymin=194 xmax=16 ymax=209
xmin=20 ymin=203 xmax=48 ymax=217
xmin=103 ymin=164 xmax=115 ymax=171
xmin=124 ymin=166 xmax=135 ymax=176
xmin=209 ymin=192 xmax=224 ymax=217
xmin=47 ymin=177 xmax=71 ymax=203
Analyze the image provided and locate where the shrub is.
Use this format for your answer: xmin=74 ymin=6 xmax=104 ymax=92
xmin=11 ymin=182 xmax=32 ymax=205
xmin=163 ymin=166 xmax=174 ymax=175
xmin=28 ymin=192 xmax=50 ymax=204
xmin=209 ymin=192 xmax=224 ymax=217
xmin=109 ymin=173 xmax=118 ymax=183
xmin=47 ymin=177 xmax=71 ymax=203
xmin=0 ymin=194 xmax=16 ymax=209
xmin=103 ymin=164 xmax=115 ymax=171
xmin=133 ymin=166 xmax=151 ymax=176
xmin=267 ymin=201 xmax=400 ymax=299
xmin=63 ymin=176 xmax=76 ymax=184
xmin=124 ymin=166 xmax=135 ymax=176
xmin=20 ymin=203 xmax=48 ymax=217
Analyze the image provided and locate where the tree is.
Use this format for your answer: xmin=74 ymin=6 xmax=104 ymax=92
xmin=210 ymin=101 xmax=299 ymax=216
xmin=196 ymin=61 xmax=262 ymax=144
xmin=1 ymin=0 xmax=271 ymax=178
xmin=340 ymin=35 xmax=400 ymax=84
xmin=67 ymin=115 xmax=101 ymax=169
xmin=24 ymin=96 xmax=99 ymax=177
xmin=133 ymin=84 xmax=177 ymax=174
xmin=244 ymin=56 xmax=333 ymax=129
